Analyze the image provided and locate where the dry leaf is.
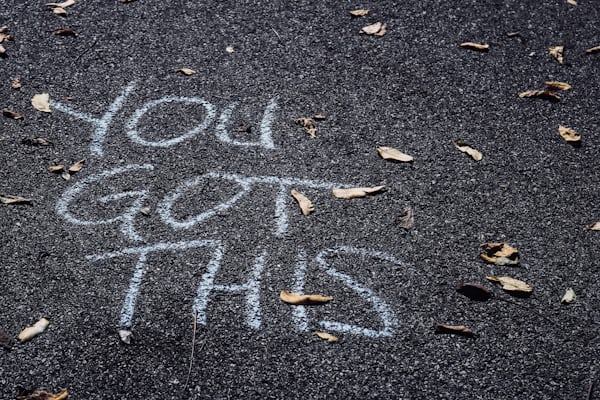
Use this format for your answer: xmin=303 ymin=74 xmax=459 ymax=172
xmin=22 ymin=137 xmax=53 ymax=146
xmin=567 ymin=0 xmax=577 ymax=5
xmin=588 ymin=221 xmax=600 ymax=230
xmin=48 ymin=165 xmax=65 ymax=172
xmin=45 ymin=0 xmax=75 ymax=7
xmin=312 ymin=114 xmax=326 ymax=120
xmin=518 ymin=90 xmax=560 ymax=101
xmin=350 ymin=9 xmax=370 ymax=17
xmin=377 ymin=146 xmax=413 ymax=162
xmin=3 ymin=108 xmax=24 ymax=120
xmin=433 ymin=323 xmax=475 ymax=337
xmin=486 ymin=276 xmax=532 ymax=293
xmin=561 ymin=288 xmax=576 ymax=304
xmin=0 ymin=26 xmax=8 ymax=33
xmin=18 ymin=318 xmax=49 ymax=342
xmin=32 ymin=93 xmax=51 ymax=112
xmin=558 ymin=125 xmax=581 ymax=142
xmin=52 ymin=7 xmax=67 ymax=15
xmin=585 ymin=45 xmax=600 ymax=54
xmin=0 ymin=326 xmax=13 ymax=349
xmin=15 ymin=388 xmax=68 ymax=400
xmin=177 ymin=68 xmax=196 ymax=76
xmin=61 ymin=171 xmax=71 ymax=181
xmin=315 ymin=331 xmax=339 ymax=342
xmin=549 ymin=45 xmax=564 ymax=64
xmin=294 ymin=117 xmax=317 ymax=138
xmin=454 ymin=140 xmax=482 ymax=161
xmin=480 ymin=242 xmax=520 ymax=266
xmin=360 ymin=22 xmax=386 ymax=36
xmin=455 ymin=282 xmax=492 ymax=301
xmin=0 ymin=194 xmax=32 ymax=204
xmin=0 ymin=44 xmax=5 ymax=55
xmin=332 ymin=185 xmax=385 ymax=199
xmin=11 ymin=77 xmax=21 ymax=89
xmin=51 ymin=27 xmax=77 ymax=37
xmin=544 ymin=81 xmax=571 ymax=91
xmin=68 ymin=159 xmax=85 ymax=173
xmin=291 ymin=189 xmax=314 ymax=216
xmin=460 ymin=42 xmax=490 ymax=51
xmin=225 ymin=46 xmax=234 ymax=53
xmin=395 ymin=207 xmax=414 ymax=230
xmin=279 ymin=290 xmax=332 ymax=305
xmin=119 ymin=329 xmax=132 ymax=344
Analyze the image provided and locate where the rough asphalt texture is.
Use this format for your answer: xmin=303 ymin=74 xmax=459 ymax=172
xmin=1 ymin=0 xmax=600 ymax=399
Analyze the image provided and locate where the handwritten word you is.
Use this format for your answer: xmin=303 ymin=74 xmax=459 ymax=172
xmin=51 ymin=82 xmax=278 ymax=156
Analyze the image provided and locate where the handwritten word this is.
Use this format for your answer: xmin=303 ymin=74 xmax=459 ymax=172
xmin=50 ymin=82 xmax=278 ymax=157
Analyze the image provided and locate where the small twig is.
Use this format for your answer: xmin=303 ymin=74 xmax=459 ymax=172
xmin=75 ymin=37 xmax=98 ymax=62
xmin=270 ymin=26 xmax=281 ymax=40
xmin=184 ymin=310 xmax=198 ymax=390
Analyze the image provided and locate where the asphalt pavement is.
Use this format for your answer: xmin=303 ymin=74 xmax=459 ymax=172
xmin=1 ymin=0 xmax=600 ymax=399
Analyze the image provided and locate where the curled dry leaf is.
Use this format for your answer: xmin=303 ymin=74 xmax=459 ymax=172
xmin=45 ymin=0 xmax=75 ymax=7
xmin=360 ymin=22 xmax=386 ymax=36
xmin=518 ymin=90 xmax=560 ymax=101
xmin=549 ymin=45 xmax=564 ymax=64
xmin=585 ymin=45 xmax=600 ymax=54
xmin=395 ymin=207 xmax=414 ymax=230
xmin=177 ymin=68 xmax=197 ymax=76
xmin=0 ymin=326 xmax=13 ymax=349
xmin=3 ymin=108 xmax=24 ymax=120
xmin=454 ymin=140 xmax=482 ymax=161
xmin=350 ymin=9 xmax=370 ymax=17
xmin=332 ymin=185 xmax=385 ymax=199
xmin=15 ymin=388 xmax=68 ymax=400
xmin=456 ymin=282 xmax=492 ymax=301
xmin=480 ymin=242 xmax=520 ymax=266
xmin=32 ymin=93 xmax=51 ymax=112
xmin=279 ymin=290 xmax=332 ymax=305
xmin=52 ymin=27 xmax=77 ymax=37
xmin=377 ymin=146 xmax=413 ymax=162
xmin=18 ymin=318 xmax=49 ymax=342
xmin=68 ymin=159 xmax=85 ymax=173
xmin=588 ymin=221 xmax=600 ymax=231
xmin=291 ymin=189 xmax=314 ymax=216
xmin=48 ymin=165 xmax=65 ymax=172
xmin=294 ymin=117 xmax=317 ymax=137
xmin=315 ymin=331 xmax=339 ymax=342
xmin=119 ymin=329 xmax=132 ymax=344
xmin=22 ymin=137 xmax=52 ymax=146
xmin=544 ymin=81 xmax=571 ymax=91
xmin=433 ymin=323 xmax=475 ymax=337
xmin=558 ymin=125 xmax=581 ymax=142
xmin=12 ymin=77 xmax=21 ymax=89
xmin=561 ymin=288 xmax=576 ymax=304
xmin=0 ymin=194 xmax=32 ymax=204
xmin=486 ymin=276 xmax=532 ymax=293
xmin=460 ymin=42 xmax=489 ymax=51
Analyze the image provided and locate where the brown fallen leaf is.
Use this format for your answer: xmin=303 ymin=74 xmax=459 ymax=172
xmin=588 ymin=221 xmax=600 ymax=231
xmin=315 ymin=331 xmax=339 ymax=342
xmin=377 ymin=146 xmax=413 ymax=162
xmin=18 ymin=318 xmax=49 ymax=342
xmin=279 ymin=290 xmax=333 ymax=305
xmin=32 ymin=93 xmax=51 ymax=112
xmin=567 ymin=0 xmax=577 ymax=5
xmin=51 ymin=27 xmax=77 ymax=37
xmin=454 ymin=140 xmax=482 ymax=161
xmin=480 ymin=242 xmax=520 ymax=266
xmin=177 ymin=68 xmax=197 ymax=76
xmin=0 ymin=44 xmax=5 ymax=55
xmin=544 ymin=81 xmax=571 ymax=91
xmin=518 ymin=90 xmax=560 ymax=101
xmin=433 ymin=323 xmax=475 ymax=337
xmin=460 ymin=42 xmax=489 ymax=51
xmin=360 ymin=22 xmax=386 ymax=36
xmin=0 ymin=326 xmax=13 ymax=349
xmin=291 ymin=189 xmax=314 ymax=216
xmin=45 ymin=0 xmax=75 ymax=7
xmin=350 ymin=9 xmax=370 ymax=17
xmin=395 ymin=207 xmax=414 ymax=230
xmin=585 ymin=45 xmax=600 ymax=54
xmin=561 ymin=288 xmax=576 ymax=304
xmin=486 ymin=276 xmax=532 ymax=293
xmin=3 ymin=108 xmax=24 ymax=120
xmin=332 ymin=185 xmax=385 ymax=199
xmin=11 ymin=77 xmax=21 ymax=89
xmin=549 ymin=45 xmax=564 ymax=64
xmin=22 ymin=137 xmax=53 ymax=146
xmin=558 ymin=125 xmax=581 ymax=142
xmin=0 ymin=194 xmax=32 ymax=204
xmin=52 ymin=7 xmax=67 ymax=15
xmin=48 ymin=164 xmax=65 ymax=173
xmin=68 ymin=159 xmax=85 ymax=173
xmin=294 ymin=117 xmax=317 ymax=138
xmin=15 ymin=387 xmax=68 ymax=400
xmin=456 ymin=282 xmax=492 ymax=301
